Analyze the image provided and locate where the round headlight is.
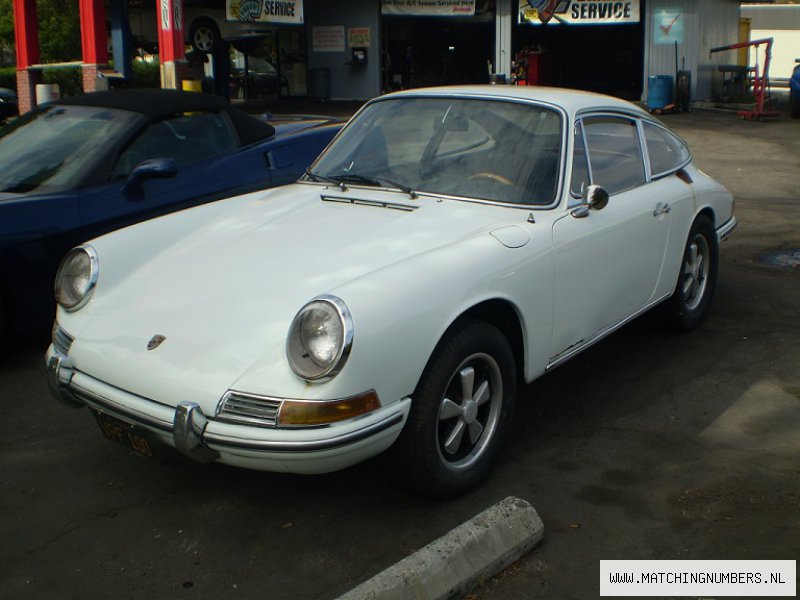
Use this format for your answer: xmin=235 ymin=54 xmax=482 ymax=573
xmin=287 ymin=295 xmax=353 ymax=381
xmin=54 ymin=246 xmax=98 ymax=311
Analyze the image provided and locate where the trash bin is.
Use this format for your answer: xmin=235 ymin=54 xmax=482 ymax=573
xmin=35 ymin=83 xmax=60 ymax=106
xmin=308 ymin=68 xmax=331 ymax=101
xmin=647 ymin=75 xmax=673 ymax=110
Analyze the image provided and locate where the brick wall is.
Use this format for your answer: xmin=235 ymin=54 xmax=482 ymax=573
xmin=15 ymin=68 xmax=42 ymax=114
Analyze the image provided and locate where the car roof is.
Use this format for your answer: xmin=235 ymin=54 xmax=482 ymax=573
xmin=378 ymin=85 xmax=649 ymax=117
xmin=56 ymin=88 xmax=275 ymax=145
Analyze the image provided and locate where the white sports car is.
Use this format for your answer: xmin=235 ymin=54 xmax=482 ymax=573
xmin=47 ymin=86 xmax=736 ymax=497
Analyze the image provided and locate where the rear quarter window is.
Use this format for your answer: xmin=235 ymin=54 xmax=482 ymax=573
xmin=642 ymin=122 xmax=691 ymax=177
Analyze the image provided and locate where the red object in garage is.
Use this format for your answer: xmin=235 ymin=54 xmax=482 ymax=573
xmin=513 ymin=48 xmax=553 ymax=86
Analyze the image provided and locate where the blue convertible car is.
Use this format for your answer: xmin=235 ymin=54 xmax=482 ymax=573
xmin=0 ymin=89 xmax=341 ymax=337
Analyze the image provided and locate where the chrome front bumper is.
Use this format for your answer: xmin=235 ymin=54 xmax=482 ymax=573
xmin=46 ymin=345 xmax=409 ymax=470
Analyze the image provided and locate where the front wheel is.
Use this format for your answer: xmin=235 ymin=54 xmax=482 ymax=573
xmin=388 ymin=320 xmax=516 ymax=497
xmin=663 ymin=215 xmax=719 ymax=331
xmin=189 ymin=18 xmax=221 ymax=54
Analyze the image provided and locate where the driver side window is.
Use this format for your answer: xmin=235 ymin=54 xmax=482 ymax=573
xmin=582 ymin=116 xmax=645 ymax=195
xmin=112 ymin=112 xmax=238 ymax=179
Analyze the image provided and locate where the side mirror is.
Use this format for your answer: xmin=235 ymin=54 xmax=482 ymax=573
xmin=121 ymin=158 xmax=177 ymax=195
xmin=571 ymin=184 xmax=609 ymax=218
xmin=586 ymin=184 xmax=609 ymax=210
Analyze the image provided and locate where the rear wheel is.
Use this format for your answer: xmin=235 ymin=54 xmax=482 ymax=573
xmin=389 ymin=320 xmax=516 ymax=497
xmin=663 ymin=215 xmax=718 ymax=330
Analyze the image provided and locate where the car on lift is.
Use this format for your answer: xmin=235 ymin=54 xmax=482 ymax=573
xmin=129 ymin=0 xmax=274 ymax=54
xmin=791 ymin=58 xmax=800 ymax=118
xmin=0 ymin=88 xmax=340 ymax=338
xmin=47 ymin=86 xmax=736 ymax=497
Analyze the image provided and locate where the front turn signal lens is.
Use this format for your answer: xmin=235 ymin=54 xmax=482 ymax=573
xmin=278 ymin=390 xmax=380 ymax=427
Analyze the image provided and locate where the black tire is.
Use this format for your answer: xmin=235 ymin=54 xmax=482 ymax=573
xmin=388 ymin=320 xmax=516 ymax=497
xmin=189 ymin=17 xmax=221 ymax=54
xmin=790 ymin=92 xmax=800 ymax=119
xmin=663 ymin=215 xmax=719 ymax=331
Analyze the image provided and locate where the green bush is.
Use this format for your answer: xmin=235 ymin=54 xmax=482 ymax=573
xmin=0 ymin=66 xmax=15 ymax=91
xmin=43 ymin=67 xmax=81 ymax=97
xmin=130 ymin=58 xmax=160 ymax=89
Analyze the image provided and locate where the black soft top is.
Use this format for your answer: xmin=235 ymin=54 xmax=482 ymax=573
xmin=57 ymin=88 xmax=275 ymax=146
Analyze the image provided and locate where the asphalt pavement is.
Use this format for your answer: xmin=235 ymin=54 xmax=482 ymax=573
xmin=1 ymin=97 xmax=798 ymax=600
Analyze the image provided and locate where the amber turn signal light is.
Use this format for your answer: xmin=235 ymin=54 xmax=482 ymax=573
xmin=278 ymin=390 xmax=380 ymax=427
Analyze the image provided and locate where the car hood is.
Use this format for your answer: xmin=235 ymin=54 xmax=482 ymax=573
xmin=70 ymin=183 xmax=512 ymax=406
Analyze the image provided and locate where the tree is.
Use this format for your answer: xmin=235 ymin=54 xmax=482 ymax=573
xmin=0 ymin=0 xmax=15 ymax=55
xmin=0 ymin=0 xmax=82 ymax=62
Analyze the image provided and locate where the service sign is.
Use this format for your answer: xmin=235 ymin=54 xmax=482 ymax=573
xmin=382 ymin=0 xmax=476 ymax=17
xmin=518 ymin=0 xmax=639 ymax=25
xmin=226 ymin=0 xmax=304 ymax=24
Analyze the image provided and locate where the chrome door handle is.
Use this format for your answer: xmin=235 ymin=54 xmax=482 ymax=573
xmin=653 ymin=202 xmax=672 ymax=216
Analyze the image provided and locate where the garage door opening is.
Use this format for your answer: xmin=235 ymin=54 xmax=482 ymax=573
xmin=513 ymin=21 xmax=645 ymax=99
xmin=383 ymin=17 xmax=495 ymax=90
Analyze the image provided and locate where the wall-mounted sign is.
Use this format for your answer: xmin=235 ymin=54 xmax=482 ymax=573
xmin=654 ymin=10 xmax=683 ymax=45
xmin=226 ymin=0 xmax=304 ymax=25
xmin=348 ymin=27 xmax=371 ymax=48
xmin=382 ymin=0 xmax=476 ymax=17
xmin=313 ymin=26 xmax=345 ymax=53
xmin=518 ymin=0 xmax=640 ymax=25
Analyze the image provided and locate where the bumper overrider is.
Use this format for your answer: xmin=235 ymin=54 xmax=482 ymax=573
xmin=716 ymin=216 xmax=737 ymax=242
xmin=46 ymin=344 xmax=410 ymax=474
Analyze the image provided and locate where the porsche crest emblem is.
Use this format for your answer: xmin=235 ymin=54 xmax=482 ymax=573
xmin=147 ymin=335 xmax=166 ymax=351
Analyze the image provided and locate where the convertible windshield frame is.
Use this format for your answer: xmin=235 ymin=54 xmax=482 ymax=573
xmin=0 ymin=104 xmax=142 ymax=195
xmin=303 ymin=93 xmax=569 ymax=210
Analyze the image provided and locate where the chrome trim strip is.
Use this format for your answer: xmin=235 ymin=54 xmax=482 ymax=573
xmin=70 ymin=381 xmax=174 ymax=433
xmin=546 ymin=292 xmax=671 ymax=372
xmin=203 ymin=412 xmax=404 ymax=453
xmin=716 ymin=216 xmax=738 ymax=241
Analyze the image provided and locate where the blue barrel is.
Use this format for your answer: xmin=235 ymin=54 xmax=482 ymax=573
xmin=648 ymin=75 xmax=674 ymax=110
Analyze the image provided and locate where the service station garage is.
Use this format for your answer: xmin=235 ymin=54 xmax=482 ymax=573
xmin=12 ymin=0 xmax=745 ymax=114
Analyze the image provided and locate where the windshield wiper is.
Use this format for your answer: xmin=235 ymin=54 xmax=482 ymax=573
xmin=304 ymin=168 xmax=347 ymax=190
xmin=331 ymin=173 xmax=418 ymax=199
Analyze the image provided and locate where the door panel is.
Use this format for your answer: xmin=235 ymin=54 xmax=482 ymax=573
xmin=550 ymin=115 xmax=671 ymax=360
xmin=551 ymin=184 xmax=671 ymax=358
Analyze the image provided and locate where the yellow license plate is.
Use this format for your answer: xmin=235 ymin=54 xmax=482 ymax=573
xmin=93 ymin=411 xmax=161 ymax=459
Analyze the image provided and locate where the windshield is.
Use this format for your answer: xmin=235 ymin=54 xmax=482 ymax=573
xmin=0 ymin=105 xmax=139 ymax=194
xmin=311 ymin=97 xmax=563 ymax=205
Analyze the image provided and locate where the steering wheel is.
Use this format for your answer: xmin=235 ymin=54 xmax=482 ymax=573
xmin=468 ymin=172 xmax=514 ymax=186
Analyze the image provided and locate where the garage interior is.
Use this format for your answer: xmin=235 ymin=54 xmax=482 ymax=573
xmin=382 ymin=15 xmax=495 ymax=91
xmin=512 ymin=20 xmax=646 ymax=100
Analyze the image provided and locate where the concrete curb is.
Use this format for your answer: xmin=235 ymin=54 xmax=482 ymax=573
xmin=337 ymin=496 xmax=544 ymax=600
